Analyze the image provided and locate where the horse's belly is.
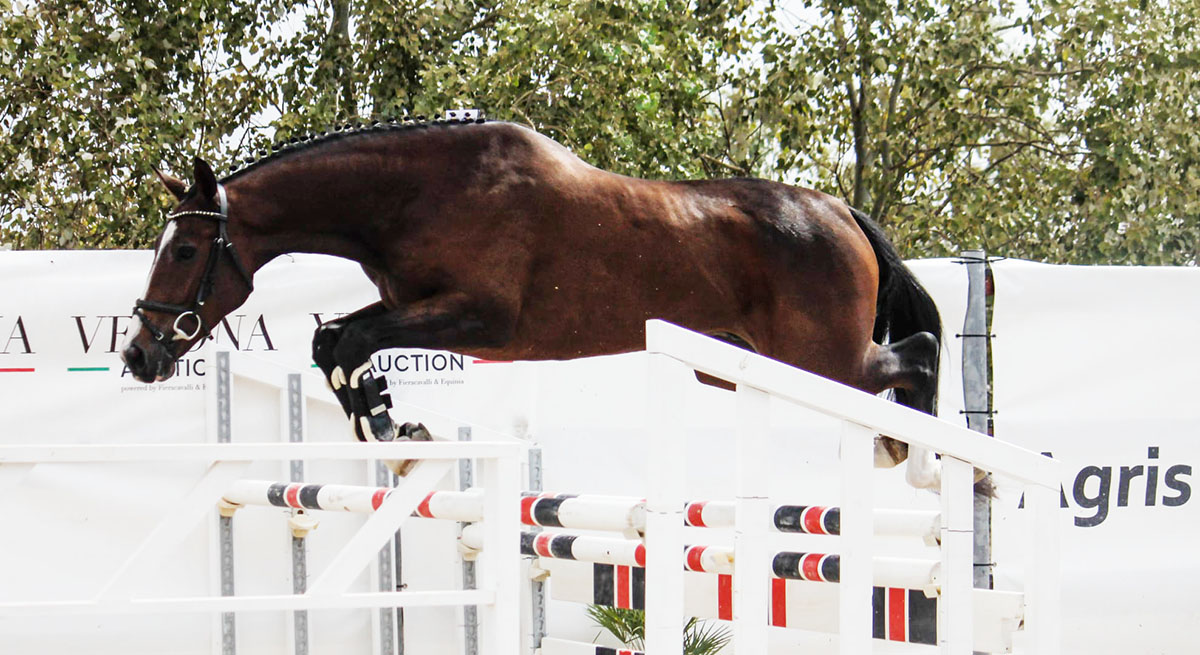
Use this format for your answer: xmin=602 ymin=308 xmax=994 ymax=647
xmin=501 ymin=284 xmax=743 ymax=362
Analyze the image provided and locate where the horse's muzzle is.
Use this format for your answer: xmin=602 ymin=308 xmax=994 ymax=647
xmin=121 ymin=341 xmax=176 ymax=383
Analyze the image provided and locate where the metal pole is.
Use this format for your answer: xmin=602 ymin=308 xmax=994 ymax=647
xmin=392 ymin=468 xmax=405 ymax=655
xmin=959 ymin=249 xmax=992 ymax=591
xmin=287 ymin=373 xmax=310 ymax=655
xmin=376 ymin=460 xmax=399 ymax=655
xmin=459 ymin=427 xmax=478 ymax=655
xmin=217 ymin=351 xmax=236 ymax=655
xmin=528 ymin=448 xmax=546 ymax=653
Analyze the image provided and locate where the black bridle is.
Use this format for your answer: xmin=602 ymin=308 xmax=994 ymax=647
xmin=133 ymin=184 xmax=255 ymax=347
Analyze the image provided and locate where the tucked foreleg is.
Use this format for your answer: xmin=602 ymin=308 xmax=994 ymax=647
xmin=330 ymin=294 xmax=513 ymax=453
xmin=312 ymin=302 xmax=389 ymax=421
xmin=311 ymin=303 xmax=434 ymax=467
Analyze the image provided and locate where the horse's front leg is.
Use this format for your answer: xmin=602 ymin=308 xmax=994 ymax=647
xmin=331 ymin=294 xmax=513 ymax=450
xmin=311 ymin=302 xmax=390 ymax=421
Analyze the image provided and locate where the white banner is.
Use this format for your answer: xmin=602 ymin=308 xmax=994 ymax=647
xmin=991 ymin=259 xmax=1200 ymax=654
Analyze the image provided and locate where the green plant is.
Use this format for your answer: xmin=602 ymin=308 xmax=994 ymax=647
xmin=585 ymin=605 xmax=732 ymax=655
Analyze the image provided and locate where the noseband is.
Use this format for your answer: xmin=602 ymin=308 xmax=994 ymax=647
xmin=133 ymin=184 xmax=255 ymax=347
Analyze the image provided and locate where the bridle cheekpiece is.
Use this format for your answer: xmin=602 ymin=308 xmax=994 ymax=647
xmin=133 ymin=184 xmax=255 ymax=347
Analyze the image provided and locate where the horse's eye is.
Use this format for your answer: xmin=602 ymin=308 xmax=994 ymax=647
xmin=176 ymin=245 xmax=197 ymax=261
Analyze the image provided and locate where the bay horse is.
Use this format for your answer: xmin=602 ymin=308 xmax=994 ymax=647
xmin=121 ymin=116 xmax=945 ymax=490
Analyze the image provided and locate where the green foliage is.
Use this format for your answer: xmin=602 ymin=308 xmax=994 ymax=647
xmin=1 ymin=0 xmax=1195 ymax=264
xmin=586 ymin=605 xmax=645 ymax=648
xmin=0 ymin=0 xmax=292 ymax=247
xmin=752 ymin=0 xmax=1199 ymax=263
xmin=585 ymin=605 xmax=732 ymax=655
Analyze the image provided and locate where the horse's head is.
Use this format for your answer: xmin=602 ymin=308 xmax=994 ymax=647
xmin=122 ymin=157 xmax=256 ymax=382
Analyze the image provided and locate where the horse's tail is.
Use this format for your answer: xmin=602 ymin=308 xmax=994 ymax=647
xmin=849 ymin=207 xmax=942 ymax=413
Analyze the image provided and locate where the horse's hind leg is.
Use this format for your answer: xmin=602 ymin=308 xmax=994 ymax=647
xmin=862 ymin=332 xmax=942 ymax=489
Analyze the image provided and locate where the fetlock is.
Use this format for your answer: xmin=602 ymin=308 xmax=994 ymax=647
xmin=386 ymin=422 xmax=434 ymax=477
xmin=397 ymin=422 xmax=431 ymax=442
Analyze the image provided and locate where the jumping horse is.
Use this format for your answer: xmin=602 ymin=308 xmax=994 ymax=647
xmin=122 ymin=115 xmax=947 ymax=490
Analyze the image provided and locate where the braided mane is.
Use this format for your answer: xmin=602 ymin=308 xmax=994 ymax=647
xmin=223 ymin=111 xmax=488 ymax=181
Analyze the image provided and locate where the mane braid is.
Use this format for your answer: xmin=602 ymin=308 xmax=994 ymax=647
xmin=222 ymin=113 xmax=489 ymax=182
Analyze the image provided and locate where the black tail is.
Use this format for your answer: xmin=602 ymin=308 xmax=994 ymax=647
xmin=849 ymin=208 xmax=942 ymax=345
xmin=850 ymin=207 xmax=942 ymax=413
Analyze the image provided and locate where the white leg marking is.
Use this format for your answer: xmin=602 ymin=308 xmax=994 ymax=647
xmin=905 ymin=445 xmax=942 ymax=490
xmin=331 ymin=366 xmax=346 ymax=390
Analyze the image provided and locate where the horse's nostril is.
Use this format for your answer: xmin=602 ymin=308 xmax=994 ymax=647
xmin=123 ymin=343 xmax=144 ymax=369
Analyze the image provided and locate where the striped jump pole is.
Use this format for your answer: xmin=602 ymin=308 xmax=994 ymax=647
xmin=222 ymin=480 xmax=399 ymax=514
xmin=459 ymin=526 xmax=938 ymax=590
xmin=688 ymin=501 xmax=940 ymax=544
xmin=222 ymin=482 xmax=939 ymax=543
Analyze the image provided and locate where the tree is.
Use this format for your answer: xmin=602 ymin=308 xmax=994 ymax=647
xmin=738 ymin=0 xmax=1198 ymax=264
xmin=0 ymin=0 xmax=293 ymax=247
xmin=2 ymin=0 xmax=1196 ymax=265
xmin=1044 ymin=0 xmax=1200 ymax=264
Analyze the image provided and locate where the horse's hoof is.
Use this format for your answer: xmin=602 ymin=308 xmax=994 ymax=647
xmin=386 ymin=422 xmax=434 ymax=477
xmin=974 ymin=471 xmax=997 ymax=498
xmin=398 ymin=422 xmax=432 ymax=441
xmin=370 ymin=414 xmax=399 ymax=442
xmin=350 ymin=412 xmax=399 ymax=442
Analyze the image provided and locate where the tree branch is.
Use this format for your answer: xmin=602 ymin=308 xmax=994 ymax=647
xmin=700 ymin=153 xmax=747 ymax=174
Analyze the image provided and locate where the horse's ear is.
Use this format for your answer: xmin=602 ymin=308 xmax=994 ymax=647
xmin=192 ymin=157 xmax=219 ymax=200
xmin=154 ymin=168 xmax=188 ymax=201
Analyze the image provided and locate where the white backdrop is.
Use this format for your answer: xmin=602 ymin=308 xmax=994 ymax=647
xmin=990 ymin=260 xmax=1200 ymax=655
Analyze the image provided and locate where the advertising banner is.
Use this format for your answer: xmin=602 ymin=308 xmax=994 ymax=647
xmin=991 ymin=260 xmax=1200 ymax=654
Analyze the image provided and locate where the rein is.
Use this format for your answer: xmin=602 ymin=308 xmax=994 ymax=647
xmin=133 ymin=184 xmax=255 ymax=347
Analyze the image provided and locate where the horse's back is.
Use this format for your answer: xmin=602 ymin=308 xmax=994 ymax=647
xmin=392 ymin=124 xmax=881 ymax=377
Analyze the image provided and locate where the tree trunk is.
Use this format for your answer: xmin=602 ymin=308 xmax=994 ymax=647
xmin=325 ymin=0 xmax=356 ymax=118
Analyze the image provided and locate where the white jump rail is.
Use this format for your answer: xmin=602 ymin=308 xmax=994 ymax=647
xmin=642 ymin=319 xmax=1061 ymax=655
xmin=0 ymin=351 xmax=525 ymax=655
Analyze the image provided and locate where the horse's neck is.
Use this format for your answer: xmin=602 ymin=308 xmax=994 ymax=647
xmin=231 ymin=154 xmax=420 ymax=270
